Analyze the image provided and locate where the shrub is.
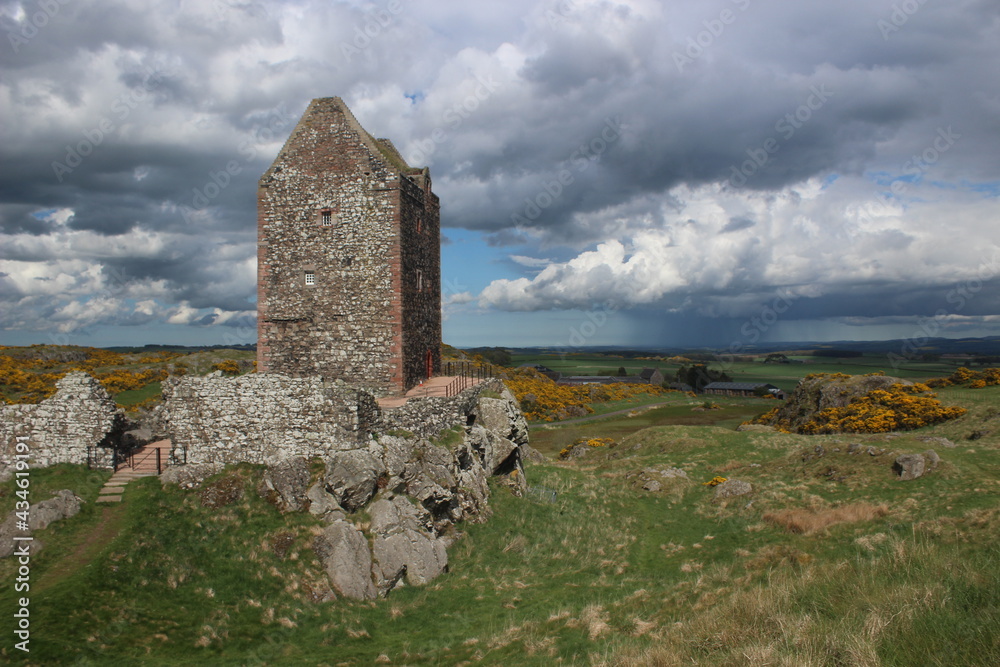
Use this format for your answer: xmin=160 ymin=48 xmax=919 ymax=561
xmin=211 ymin=360 xmax=241 ymax=376
xmin=502 ymin=368 xmax=667 ymax=422
xmin=749 ymin=381 xmax=966 ymax=434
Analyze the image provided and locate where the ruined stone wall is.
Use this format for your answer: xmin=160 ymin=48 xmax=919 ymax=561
xmin=162 ymin=373 xmax=382 ymax=466
xmin=257 ymin=97 xmax=441 ymax=396
xmin=381 ymin=379 xmax=502 ymax=439
xmin=0 ymin=373 xmax=122 ymax=471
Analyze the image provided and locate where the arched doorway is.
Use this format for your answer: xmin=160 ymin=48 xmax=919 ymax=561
xmin=425 ymin=349 xmax=434 ymax=379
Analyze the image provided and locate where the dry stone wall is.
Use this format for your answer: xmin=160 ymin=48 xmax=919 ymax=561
xmin=0 ymin=373 xmax=124 ymax=472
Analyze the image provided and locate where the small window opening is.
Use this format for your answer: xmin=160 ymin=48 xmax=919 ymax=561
xmin=416 ymin=216 xmax=423 ymax=234
xmin=416 ymin=269 xmax=423 ymax=292
xmin=320 ymin=210 xmax=334 ymax=226
xmin=304 ymin=272 xmax=316 ymax=286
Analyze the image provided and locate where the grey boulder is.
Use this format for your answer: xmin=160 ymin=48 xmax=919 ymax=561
xmin=312 ymin=520 xmax=377 ymax=600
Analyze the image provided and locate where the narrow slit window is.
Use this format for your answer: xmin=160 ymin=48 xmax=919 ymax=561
xmin=416 ymin=215 xmax=423 ymax=234
xmin=416 ymin=269 xmax=423 ymax=292
xmin=304 ymin=272 xmax=316 ymax=286
xmin=320 ymin=210 xmax=334 ymax=226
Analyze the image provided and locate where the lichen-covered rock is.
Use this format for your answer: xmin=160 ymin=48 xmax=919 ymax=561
xmin=923 ymin=449 xmax=942 ymax=469
xmin=0 ymin=489 xmax=81 ymax=558
xmin=894 ymin=453 xmax=926 ymax=481
xmin=313 ymin=520 xmax=377 ymax=600
xmin=380 ymin=435 xmax=415 ymax=480
xmin=324 ymin=449 xmax=386 ymax=512
xmin=466 ymin=425 xmax=518 ymax=475
xmin=401 ymin=440 xmax=457 ymax=509
xmin=30 ymin=489 xmax=82 ymax=530
xmin=258 ymin=457 xmax=312 ymax=512
xmin=159 ymin=463 xmax=224 ymax=489
xmin=372 ymin=528 xmax=448 ymax=590
xmin=714 ymin=479 xmax=753 ymax=499
xmin=475 ymin=390 xmax=528 ymax=447
xmin=369 ymin=495 xmax=448 ymax=593
xmin=305 ymin=482 xmax=345 ymax=519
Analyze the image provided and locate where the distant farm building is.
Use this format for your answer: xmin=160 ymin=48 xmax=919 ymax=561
xmin=638 ymin=367 xmax=664 ymax=385
xmin=557 ymin=368 xmax=665 ymax=387
xmin=702 ymin=382 xmax=786 ymax=399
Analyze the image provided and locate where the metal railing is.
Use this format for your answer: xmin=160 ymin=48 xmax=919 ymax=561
xmin=442 ymin=361 xmax=496 ymax=397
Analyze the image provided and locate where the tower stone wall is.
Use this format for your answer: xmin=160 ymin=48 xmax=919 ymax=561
xmin=257 ymin=97 xmax=441 ymax=395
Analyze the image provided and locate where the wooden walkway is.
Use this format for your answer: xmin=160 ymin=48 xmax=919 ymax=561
xmin=376 ymin=376 xmax=487 ymax=409
xmin=96 ymin=440 xmax=171 ymax=503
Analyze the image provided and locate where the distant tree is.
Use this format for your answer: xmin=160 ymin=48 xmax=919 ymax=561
xmin=617 ymin=366 xmax=627 ymax=377
xmin=813 ymin=349 xmax=863 ymax=358
xmin=764 ymin=353 xmax=788 ymax=364
xmin=676 ymin=364 xmax=731 ymax=392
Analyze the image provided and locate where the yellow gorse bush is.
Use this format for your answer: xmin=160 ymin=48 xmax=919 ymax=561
xmin=928 ymin=366 xmax=1000 ymax=389
xmin=1 ymin=346 xmax=173 ymax=404
xmin=211 ymin=360 xmax=242 ymax=375
xmin=502 ymin=368 xmax=668 ymax=422
xmin=558 ymin=436 xmax=616 ymax=459
xmin=749 ymin=379 xmax=966 ymax=434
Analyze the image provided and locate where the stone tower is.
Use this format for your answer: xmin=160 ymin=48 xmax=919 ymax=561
xmin=256 ymin=97 xmax=441 ymax=395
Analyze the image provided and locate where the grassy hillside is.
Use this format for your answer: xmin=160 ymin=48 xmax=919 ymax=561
xmin=2 ymin=387 xmax=997 ymax=664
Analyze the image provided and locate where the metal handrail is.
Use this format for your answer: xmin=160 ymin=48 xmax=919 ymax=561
xmin=441 ymin=361 xmax=495 ymax=397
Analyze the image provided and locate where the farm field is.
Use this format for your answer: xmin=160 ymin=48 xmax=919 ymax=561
xmin=510 ymin=352 xmax=963 ymax=395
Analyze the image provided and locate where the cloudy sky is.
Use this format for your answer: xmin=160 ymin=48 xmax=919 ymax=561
xmin=2 ymin=0 xmax=999 ymax=350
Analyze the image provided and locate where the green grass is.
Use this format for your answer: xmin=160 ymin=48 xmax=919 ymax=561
xmin=579 ymin=392 xmax=678 ymax=418
xmin=2 ymin=388 xmax=997 ymax=665
xmin=529 ymin=395 xmax=773 ymax=457
xmin=113 ymin=381 xmax=163 ymax=407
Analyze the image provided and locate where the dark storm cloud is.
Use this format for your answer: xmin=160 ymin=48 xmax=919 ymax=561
xmin=1 ymin=0 xmax=998 ymax=339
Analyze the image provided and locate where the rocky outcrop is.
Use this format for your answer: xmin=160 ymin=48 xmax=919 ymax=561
xmin=767 ymin=374 xmax=909 ymax=433
xmin=894 ymin=450 xmax=941 ymax=481
xmin=258 ymin=457 xmax=312 ymax=512
xmin=0 ymin=489 xmax=82 ymax=558
xmin=323 ymin=449 xmax=385 ymax=512
xmin=714 ymin=479 xmax=753 ymax=500
xmin=369 ymin=495 xmax=449 ymax=593
xmin=159 ymin=463 xmax=224 ymax=489
xmin=313 ymin=521 xmax=378 ymax=600
xmin=160 ymin=379 xmax=528 ymax=600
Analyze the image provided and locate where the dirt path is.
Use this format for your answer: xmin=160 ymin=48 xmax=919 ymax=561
xmin=36 ymin=504 xmax=128 ymax=593
xmin=532 ymin=402 xmax=674 ymax=427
